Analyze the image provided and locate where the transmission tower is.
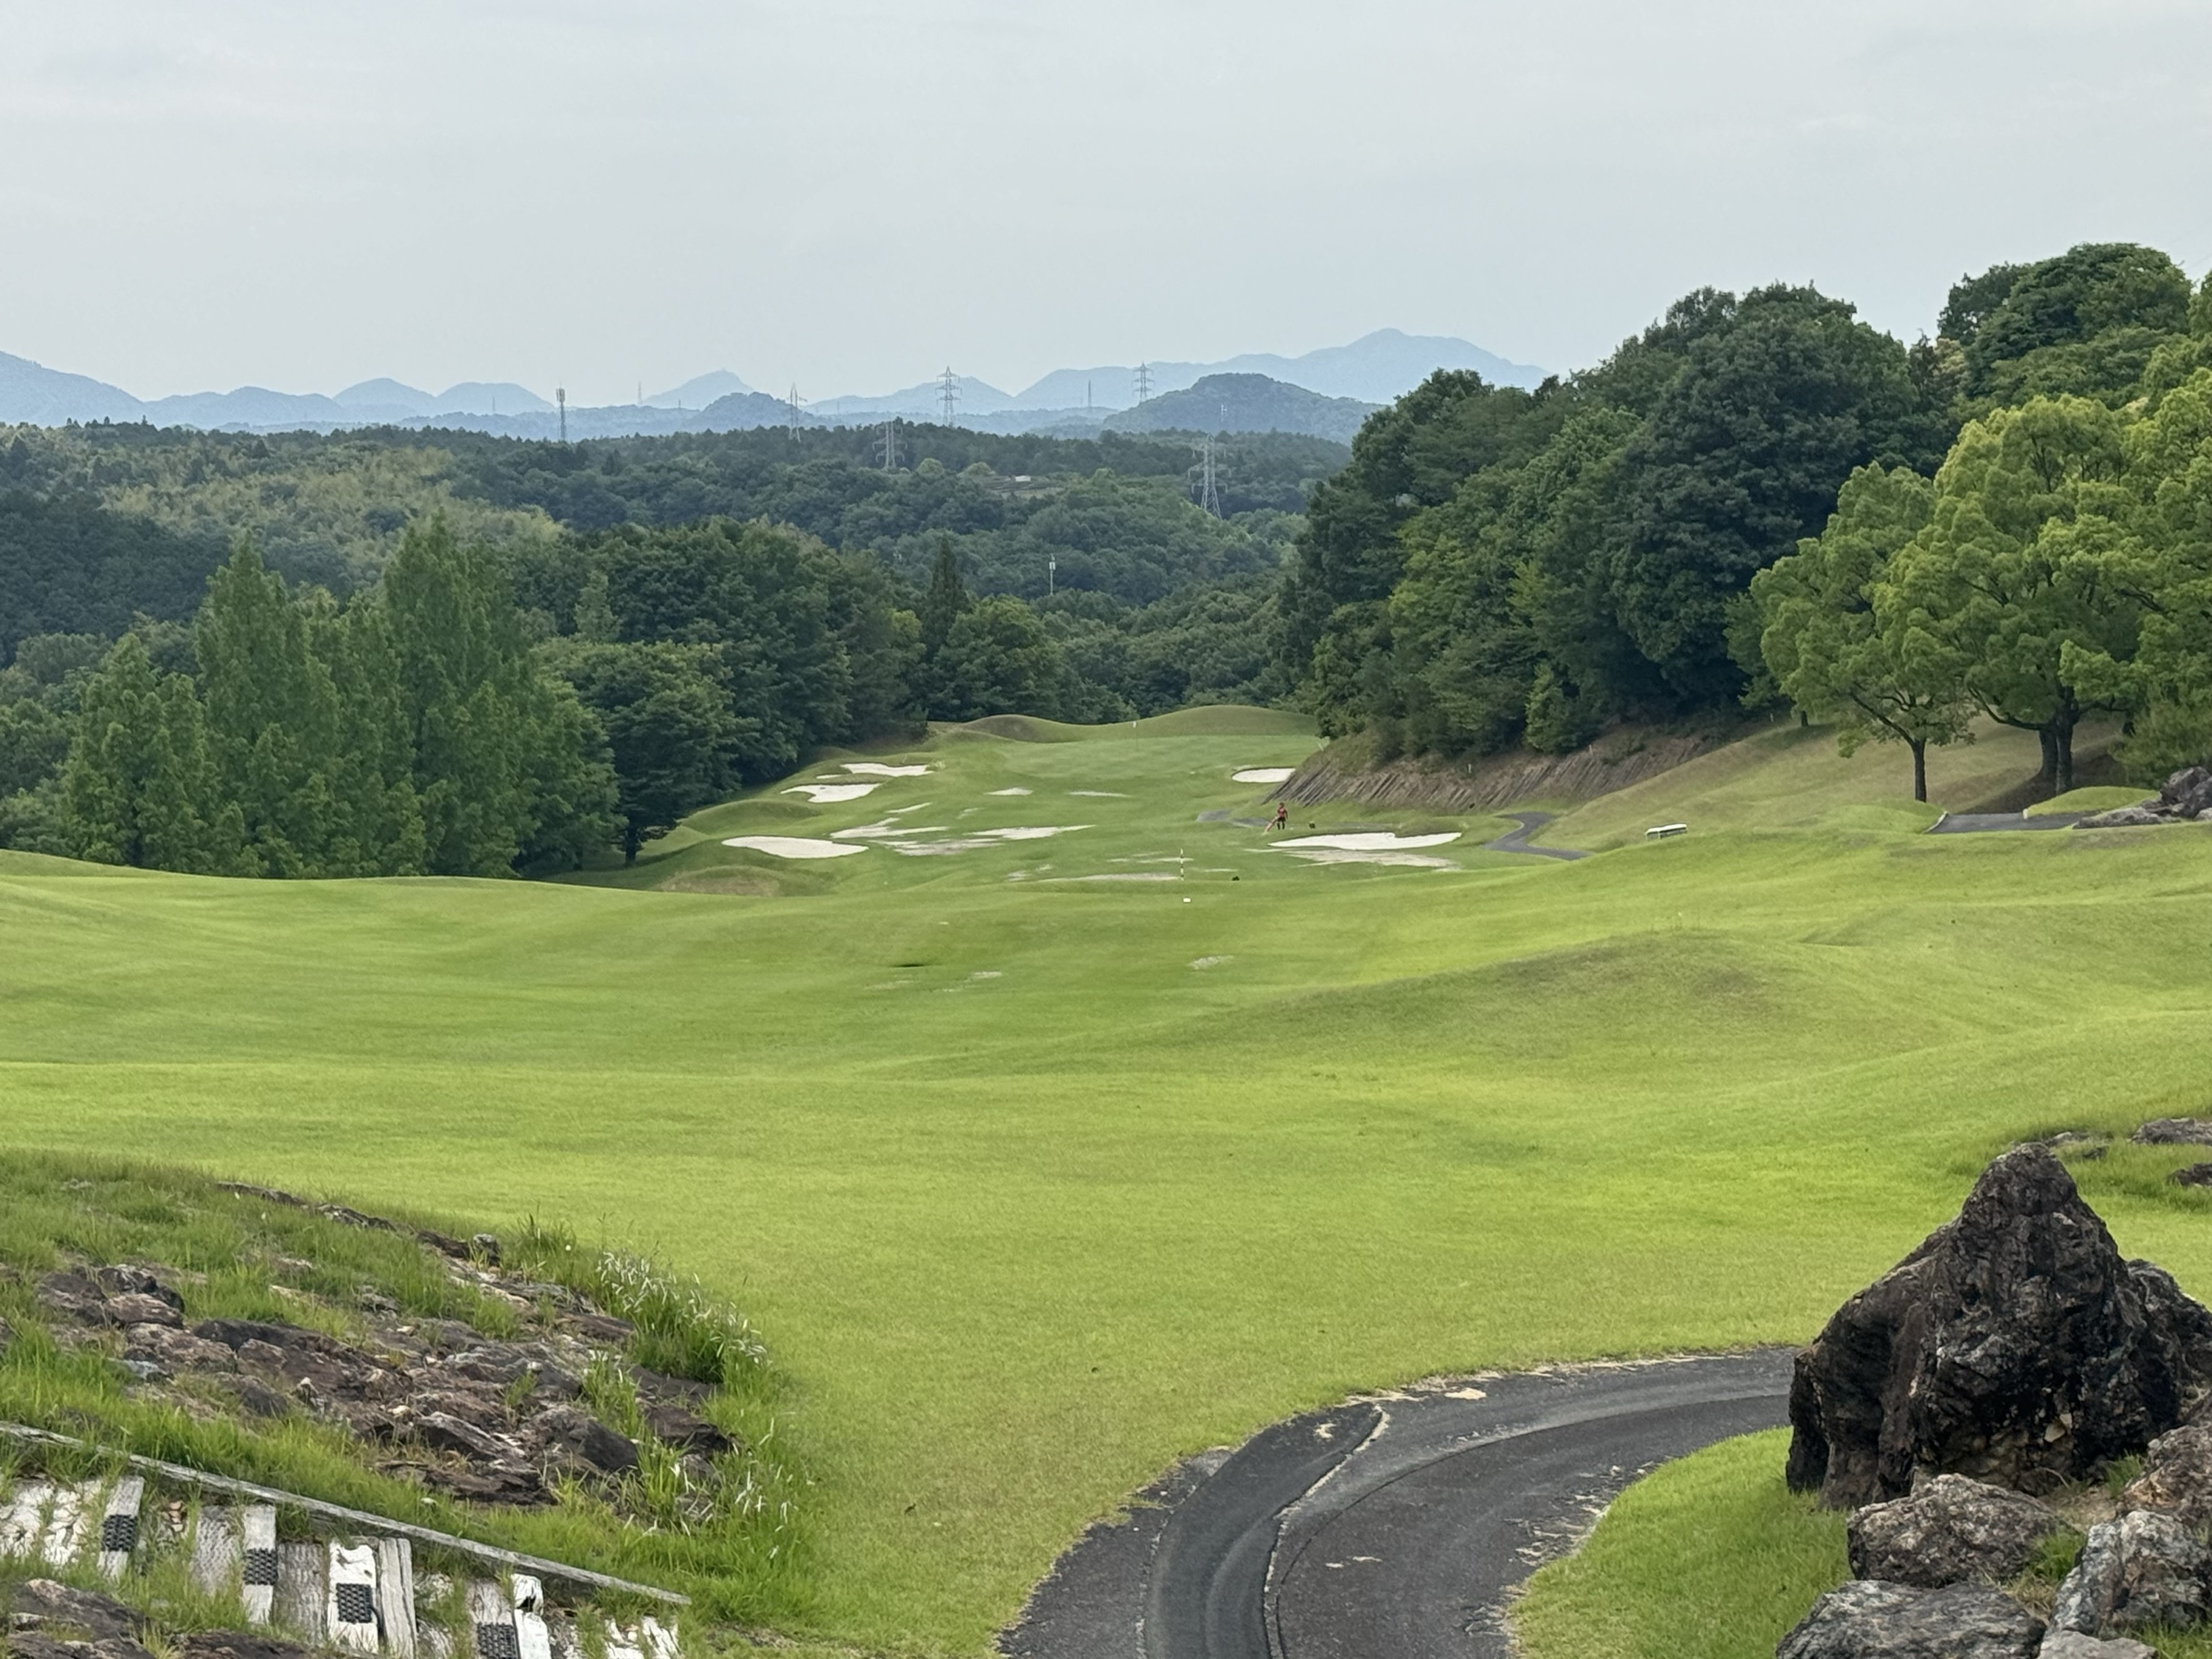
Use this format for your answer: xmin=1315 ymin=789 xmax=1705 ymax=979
xmin=938 ymin=367 xmax=960 ymax=426
xmin=556 ymin=386 xmax=567 ymax=444
xmin=1132 ymin=362 xmax=1153 ymax=404
xmin=786 ymin=383 xmax=804 ymax=438
xmin=1193 ymin=433 xmax=1222 ymax=516
xmin=876 ymin=417 xmax=903 ymax=471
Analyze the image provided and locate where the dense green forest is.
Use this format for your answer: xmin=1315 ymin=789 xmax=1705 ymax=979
xmin=0 ymin=422 xmax=1330 ymax=869
xmin=1277 ymin=241 xmax=2212 ymax=793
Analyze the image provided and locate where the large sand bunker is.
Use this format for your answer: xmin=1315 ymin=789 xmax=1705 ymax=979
xmin=722 ymin=836 xmax=869 ymax=859
xmin=1275 ymin=832 xmax=1461 ymax=851
xmin=1233 ymin=767 xmax=1296 ymax=784
xmin=888 ymin=825 xmax=1091 ymax=857
xmin=784 ymin=782 xmax=880 ymax=803
xmin=840 ymin=762 xmax=932 ymax=777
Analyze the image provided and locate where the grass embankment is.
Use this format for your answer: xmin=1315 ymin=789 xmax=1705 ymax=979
xmin=0 ymin=1155 xmax=801 ymax=1623
xmin=3 ymin=707 xmax=2212 ymax=1654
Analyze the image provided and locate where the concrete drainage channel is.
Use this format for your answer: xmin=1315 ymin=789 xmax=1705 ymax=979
xmin=1000 ymin=1351 xmax=1793 ymax=1659
xmin=0 ymin=1433 xmax=686 ymax=1659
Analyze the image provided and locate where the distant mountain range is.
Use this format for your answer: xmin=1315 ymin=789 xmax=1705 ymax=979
xmin=0 ymin=328 xmax=1544 ymax=441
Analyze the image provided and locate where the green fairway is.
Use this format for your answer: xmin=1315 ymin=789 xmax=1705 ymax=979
xmin=5 ymin=709 xmax=2212 ymax=1654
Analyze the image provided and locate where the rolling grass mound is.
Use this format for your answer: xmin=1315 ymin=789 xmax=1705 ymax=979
xmin=5 ymin=711 xmax=2211 ymax=1653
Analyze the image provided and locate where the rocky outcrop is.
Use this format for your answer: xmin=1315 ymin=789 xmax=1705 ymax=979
xmin=2036 ymin=1635 xmax=2158 ymax=1659
xmin=1845 ymin=1476 xmax=2064 ymax=1586
xmin=2121 ymin=1422 xmax=2212 ymax=1525
xmin=2051 ymin=1508 xmax=2212 ymax=1635
xmin=1774 ymin=1580 xmax=2043 ymax=1658
xmin=1786 ymin=1147 xmax=2212 ymax=1507
xmin=2078 ymin=766 xmax=2212 ymax=828
xmin=2132 ymin=1118 xmax=2212 ymax=1146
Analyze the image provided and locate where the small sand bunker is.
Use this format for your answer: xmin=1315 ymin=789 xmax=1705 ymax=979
xmin=1069 ymin=790 xmax=1128 ymax=798
xmin=1281 ymin=848 xmax=1457 ymax=868
xmin=1189 ymin=955 xmax=1233 ymax=969
xmin=989 ymin=787 xmax=1033 ymax=796
xmin=722 ymin=836 xmax=869 ymax=859
xmin=832 ymin=817 xmax=949 ymax=841
xmin=1233 ymin=767 xmax=1296 ymax=784
xmin=1049 ymin=872 xmax=1179 ymax=882
xmin=840 ymin=762 xmax=931 ymax=777
xmin=1275 ymin=832 xmax=1461 ymax=851
xmin=784 ymin=782 xmax=880 ymax=803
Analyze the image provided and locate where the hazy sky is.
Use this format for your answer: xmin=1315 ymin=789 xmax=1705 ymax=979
xmin=3 ymin=0 xmax=2209 ymax=404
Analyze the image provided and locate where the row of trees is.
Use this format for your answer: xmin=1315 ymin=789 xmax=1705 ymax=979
xmin=1755 ymin=371 xmax=2212 ymax=797
xmin=1277 ymin=243 xmax=2212 ymax=774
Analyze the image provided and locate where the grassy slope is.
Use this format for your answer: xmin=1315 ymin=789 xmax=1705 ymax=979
xmin=4 ymin=710 xmax=2212 ymax=1653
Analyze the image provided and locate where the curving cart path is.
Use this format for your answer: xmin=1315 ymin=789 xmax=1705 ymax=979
xmin=1000 ymin=1350 xmax=1794 ymax=1659
xmin=1481 ymin=811 xmax=1589 ymax=861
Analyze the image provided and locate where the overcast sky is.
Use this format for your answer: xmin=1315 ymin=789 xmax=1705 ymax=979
xmin=3 ymin=0 xmax=2209 ymax=404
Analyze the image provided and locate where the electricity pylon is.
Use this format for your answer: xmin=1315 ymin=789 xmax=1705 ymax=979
xmin=938 ymin=367 xmax=960 ymax=426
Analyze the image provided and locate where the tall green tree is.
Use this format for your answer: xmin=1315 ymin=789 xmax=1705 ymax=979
xmin=60 ymin=634 xmax=233 ymax=872
xmin=1752 ymin=465 xmax=1971 ymax=800
xmin=1888 ymin=396 xmax=2140 ymax=793
xmin=920 ymin=535 xmax=972 ymax=658
xmin=555 ymin=641 xmax=738 ymax=862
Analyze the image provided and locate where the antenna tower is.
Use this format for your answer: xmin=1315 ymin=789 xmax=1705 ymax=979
xmin=877 ymin=417 xmax=903 ymax=471
xmin=938 ymin=367 xmax=960 ymax=426
xmin=1132 ymin=362 xmax=1153 ymax=404
xmin=556 ymin=386 xmax=567 ymax=444
xmin=786 ymin=383 xmax=804 ymax=438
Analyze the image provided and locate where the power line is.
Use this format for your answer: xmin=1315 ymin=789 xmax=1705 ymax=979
xmin=938 ymin=367 xmax=960 ymax=426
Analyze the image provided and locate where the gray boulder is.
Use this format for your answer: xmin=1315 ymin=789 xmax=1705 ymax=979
xmin=2173 ymin=1164 xmax=2212 ymax=1188
xmin=2134 ymin=1119 xmax=2212 ymax=1147
xmin=1848 ymin=1475 xmax=2065 ymax=1586
xmin=2037 ymin=1634 xmax=2158 ymax=1659
xmin=2161 ymin=766 xmax=2212 ymax=817
xmin=2122 ymin=1422 xmax=2212 ymax=1525
xmin=1787 ymin=1147 xmax=2212 ymax=1507
xmin=1775 ymin=1580 xmax=2043 ymax=1658
xmin=2051 ymin=1509 xmax=2211 ymax=1635
xmin=2078 ymin=806 xmax=2168 ymax=829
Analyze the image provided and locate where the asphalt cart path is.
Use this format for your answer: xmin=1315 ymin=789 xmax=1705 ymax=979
xmin=1002 ymin=1350 xmax=1795 ymax=1659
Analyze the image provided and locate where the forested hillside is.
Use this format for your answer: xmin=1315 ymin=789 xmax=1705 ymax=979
xmin=1277 ymin=243 xmax=2212 ymax=795
xmin=0 ymin=421 xmax=1336 ymax=870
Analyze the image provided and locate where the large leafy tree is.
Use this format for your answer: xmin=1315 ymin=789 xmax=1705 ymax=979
xmin=555 ymin=641 xmax=739 ymax=862
xmin=1947 ymin=243 xmax=2193 ymax=409
xmin=1605 ymin=285 xmax=1938 ymax=707
xmin=1752 ymin=466 xmax=1971 ymax=800
xmin=1888 ymin=396 xmax=2140 ymax=793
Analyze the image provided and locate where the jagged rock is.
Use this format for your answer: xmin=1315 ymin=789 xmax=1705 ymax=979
xmin=536 ymin=1406 xmax=640 ymax=1474
xmin=643 ymin=1401 xmax=733 ymax=1455
xmin=2134 ymin=1119 xmax=2212 ymax=1147
xmin=93 ymin=1268 xmax=181 ymax=1312
xmin=35 ymin=1272 xmax=112 ymax=1324
xmin=2038 ymin=1634 xmax=2158 ymax=1658
xmin=1775 ymin=1579 xmax=2043 ymax=1658
xmin=8 ymin=1582 xmax=140 ymax=1641
xmin=1847 ymin=1475 xmax=2065 ymax=1586
xmin=2122 ymin=1422 xmax=2212 ymax=1525
xmin=2161 ymin=766 xmax=2212 ymax=817
xmin=2173 ymin=1164 xmax=2212 ymax=1188
xmin=413 ymin=1410 xmax=513 ymax=1462
xmin=2079 ymin=806 xmax=2169 ymax=829
xmin=122 ymin=1324 xmax=239 ymax=1374
xmin=9 ymin=1638 xmax=155 ymax=1659
xmin=2051 ymin=1509 xmax=2211 ymax=1635
xmin=103 ymin=1293 xmax=180 ymax=1330
xmin=1786 ymin=1147 xmax=2212 ymax=1507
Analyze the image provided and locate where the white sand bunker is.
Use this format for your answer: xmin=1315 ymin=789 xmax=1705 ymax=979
xmin=1069 ymin=790 xmax=1128 ymax=798
xmin=784 ymin=782 xmax=880 ymax=803
xmin=840 ymin=762 xmax=931 ymax=777
xmin=889 ymin=825 xmax=1091 ymax=856
xmin=1048 ymin=872 xmax=1179 ymax=882
xmin=1233 ymin=767 xmax=1296 ymax=784
xmin=1282 ymin=848 xmax=1457 ymax=868
xmin=989 ymin=787 xmax=1033 ymax=796
xmin=1189 ymin=955 xmax=1233 ymax=969
xmin=722 ymin=836 xmax=869 ymax=859
xmin=1276 ymin=832 xmax=1460 ymax=851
